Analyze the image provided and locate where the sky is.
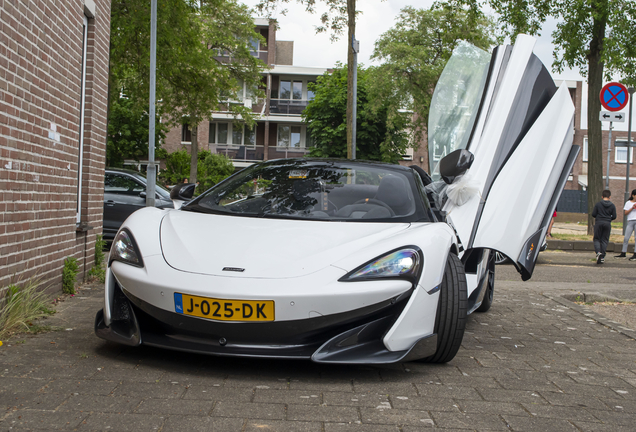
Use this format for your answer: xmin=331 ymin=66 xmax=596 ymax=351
xmin=241 ymin=0 xmax=635 ymax=132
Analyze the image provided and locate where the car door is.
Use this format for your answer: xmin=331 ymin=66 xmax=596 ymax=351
xmin=103 ymin=173 xmax=147 ymax=237
xmin=428 ymin=35 xmax=578 ymax=280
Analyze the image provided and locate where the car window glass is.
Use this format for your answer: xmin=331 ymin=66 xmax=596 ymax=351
xmin=188 ymin=161 xmax=429 ymax=222
xmin=105 ymin=174 xmax=144 ymax=196
xmin=428 ymin=42 xmax=491 ymax=180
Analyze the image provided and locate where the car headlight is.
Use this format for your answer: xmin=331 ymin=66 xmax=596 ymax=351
xmin=340 ymin=247 xmax=422 ymax=283
xmin=109 ymin=229 xmax=144 ymax=267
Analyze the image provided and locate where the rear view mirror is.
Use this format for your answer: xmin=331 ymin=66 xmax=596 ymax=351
xmin=170 ymin=183 xmax=196 ymax=209
xmin=439 ymin=149 xmax=474 ymax=184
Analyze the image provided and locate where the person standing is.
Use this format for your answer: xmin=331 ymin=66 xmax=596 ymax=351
xmin=592 ymin=190 xmax=617 ymax=264
xmin=615 ymin=189 xmax=636 ymax=260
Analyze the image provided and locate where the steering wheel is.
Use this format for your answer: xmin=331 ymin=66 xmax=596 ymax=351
xmin=355 ymin=198 xmax=395 ymax=216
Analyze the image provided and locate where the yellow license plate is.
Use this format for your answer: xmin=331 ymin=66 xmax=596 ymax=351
xmin=174 ymin=293 xmax=274 ymax=322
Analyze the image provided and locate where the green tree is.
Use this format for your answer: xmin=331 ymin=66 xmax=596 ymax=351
xmin=460 ymin=0 xmax=636 ymax=232
xmin=303 ymin=65 xmax=410 ymax=163
xmin=106 ymin=95 xmax=167 ymax=167
xmin=369 ymin=3 xmax=499 ymax=146
xmin=109 ymin=0 xmax=264 ymax=183
xmin=159 ymin=149 xmax=235 ymax=193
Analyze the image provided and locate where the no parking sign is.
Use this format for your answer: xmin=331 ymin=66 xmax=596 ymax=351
xmin=600 ymin=82 xmax=629 ymax=112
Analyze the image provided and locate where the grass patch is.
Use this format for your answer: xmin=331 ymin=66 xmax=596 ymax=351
xmin=62 ymin=257 xmax=79 ymax=294
xmin=87 ymin=235 xmax=107 ymax=284
xmin=0 ymin=277 xmax=55 ymax=340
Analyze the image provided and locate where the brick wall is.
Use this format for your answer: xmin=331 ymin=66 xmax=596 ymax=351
xmin=0 ymin=0 xmax=111 ymax=293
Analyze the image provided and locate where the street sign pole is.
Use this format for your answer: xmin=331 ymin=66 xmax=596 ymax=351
xmin=625 ymin=88 xmax=635 ymax=234
xmin=146 ymin=0 xmax=157 ymax=207
xmin=351 ymin=36 xmax=359 ymax=160
xmin=606 ymin=121 xmax=613 ymax=189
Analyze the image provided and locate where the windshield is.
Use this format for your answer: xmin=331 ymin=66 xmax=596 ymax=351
xmin=428 ymin=42 xmax=491 ymax=179
xmin=184 ymin=160 xmax=432 ymax=222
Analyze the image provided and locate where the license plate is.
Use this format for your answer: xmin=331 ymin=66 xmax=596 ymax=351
xmin=174 ymin=293 xmax=274 ymax=322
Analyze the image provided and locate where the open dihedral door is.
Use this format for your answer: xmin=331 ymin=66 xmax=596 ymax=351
xmin=428 ymin=35 xmax=578 ymax=281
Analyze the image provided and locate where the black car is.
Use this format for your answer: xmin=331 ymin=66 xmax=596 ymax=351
xmin=103 ymin=168 xmax=173 ymax=240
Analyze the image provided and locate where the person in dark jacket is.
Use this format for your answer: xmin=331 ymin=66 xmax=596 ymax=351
xmin=592 ymin=189 xmax=617 ymax=264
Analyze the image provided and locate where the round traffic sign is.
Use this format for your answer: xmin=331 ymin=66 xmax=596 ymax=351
xmin=600 ymin=82 xmax=629 ymax=112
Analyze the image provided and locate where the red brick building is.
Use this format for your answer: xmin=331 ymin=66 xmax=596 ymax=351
xmin=0 ymin=0 xmax=111 ymax=292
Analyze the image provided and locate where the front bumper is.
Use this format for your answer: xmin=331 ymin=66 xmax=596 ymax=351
xmin=95 ymin=280 xmax=438 ymax=363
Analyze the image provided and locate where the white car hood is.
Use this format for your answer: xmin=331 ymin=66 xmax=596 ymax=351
xmin=160 ymin=210 xmax=410 ymax=279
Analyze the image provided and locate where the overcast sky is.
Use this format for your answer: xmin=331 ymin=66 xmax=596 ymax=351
xmin=241 ymin=0 xmax=635 ymax=132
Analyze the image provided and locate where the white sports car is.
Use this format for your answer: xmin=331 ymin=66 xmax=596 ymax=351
xmin=95 ymin=35 xmax=578 ymax=363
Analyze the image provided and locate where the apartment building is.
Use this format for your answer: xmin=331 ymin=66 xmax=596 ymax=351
xmin=162 ymin=18 xmax=328 ymax=167
xmin=0 ymin=0 xmax=111 ymax=292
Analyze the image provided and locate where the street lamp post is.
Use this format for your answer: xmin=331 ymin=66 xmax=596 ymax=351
xmin=624 ymin=87 xmax=635 ymax=234
xmin=146 ymin=0 xmax=157 ymax=207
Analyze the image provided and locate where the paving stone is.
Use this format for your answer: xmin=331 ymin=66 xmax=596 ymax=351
xmin=415 ymin=383 xmax=482 ymax=400
xmin=359 ymin=407 xmax=433 ymax=426
xmin=431 ymin=411 xmax=509 ymax=430
xmin=290 ymin=379 xmax=354 ymax=392
xmin=286 ymin=404 xmax=359 ymax=422
xmin=212 ymin=401 xmax=286 ymax=420
xmin=244 ymin=419 xmax=322 ymax=431
xmin=477 ymin=388 xmax=548 ymax=405
xmin=456 ymin=400 xmax=528 ymax=416
xmin=77 ymin=412 xmax=165 ymax=431
xmin=0 ymin=377 xmax=50 ymax=393
xmin=322 ymin=392 xmax=390 ymax=408
xmin=182 ymin=385 xmax=253 ymax=402
xmin=535 ymin=391 xmax=609 ymax=410
xmin=1 ymin=409 xmax=88 ymax=430
xmin=584 ymin=409 xmax=636 ymax=425
xmin=501 ymin=414 xmax=579 ymax=431
xmin=160 ymin=415 xmax=244 ymax=432
xmin=519 ymin=403 xmax=601 ymax=422
xmin=0 ymin=391 xmax=69 ymax=411
xmin=40 ymin=378 xmax=119 ymax=396
xmin=572 ymin=421 xmax=636 ymax=432
xmin=135 ymin=398 xmax=214 ymax=415
xmin=324 ymin=423 xmax=401 ymax=431
xmin=388 ymin=396 xmax=460 ymax=412
xmin=58 ymin=394 xmax=142 ymax=413
xmin=113 ymin=381 xmax=187 ymax=399
xmin=253 ymin=389 xmax=322 ymax=405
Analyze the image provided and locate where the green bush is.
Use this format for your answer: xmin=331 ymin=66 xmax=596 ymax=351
xmin=88 ymin=234 xmax=107 ymax=283
xmin=158 ymin=149 xmax=235 ymax=193
xmin=62 ymin=257 xmax=79 ymax=295
xmin=0 ymin=277 xmax=54 ymax=340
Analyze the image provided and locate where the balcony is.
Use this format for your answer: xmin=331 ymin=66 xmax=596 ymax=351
xmin=268 ymin=146 xmax=311 ymax=160
xmin=269 ymin=99 xmax=310 ymax=116
xmin=213 ymin=145 xmax=265 ymax=163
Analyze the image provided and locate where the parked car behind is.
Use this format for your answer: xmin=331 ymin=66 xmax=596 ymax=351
xmin=103 ymin=168 xmax=173 ymax=240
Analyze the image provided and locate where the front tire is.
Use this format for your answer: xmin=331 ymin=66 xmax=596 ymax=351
xmin=420 ymin=253 xmax=467 ymax=363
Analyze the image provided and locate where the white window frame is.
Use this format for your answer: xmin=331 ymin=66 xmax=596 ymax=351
xmin=615 ymin=146 xmax=634 ymax=164
xmin=76 ymin=15 xmax=88 ymax=224
xmin=209 ymin=122 xmax=256 ymax=146
xmin=276 ymin=124 xmax=310 ymax=148
xmin=582 ymin=137 xmax=588 ymax=162
xmin=277 ymin=77 xmax=314 ymax=101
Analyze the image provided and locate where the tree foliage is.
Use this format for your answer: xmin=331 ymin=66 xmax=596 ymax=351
xmin=368 ymin=3 xmax=499 ymax=145
xmin=460 ymin=0 xmax=636 ymax=232
xmin=303 ymin=65 xmax=410 ymax=163
xmin=158 ymin=149 xmax=235 ymax=194
xmin=106 ymin=95 xmax=167 ymax=167
xmin=109 ymin=0 xmax=265 ymax=181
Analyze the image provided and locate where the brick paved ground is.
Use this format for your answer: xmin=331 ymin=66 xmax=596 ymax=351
xmin=1 ymin=255 xmax=635 ymax=431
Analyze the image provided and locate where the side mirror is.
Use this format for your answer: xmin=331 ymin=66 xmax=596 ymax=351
xmin=170 ymin=183 xmax=196 ymax=209
xmin=439 ymin=149 xmax=474 ymax=184
xmin=139 ymin=191 xmax=147 ymax=198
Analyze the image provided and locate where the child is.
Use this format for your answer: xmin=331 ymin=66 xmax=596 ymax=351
xmin=592 ymin=190 xmax=617 ymax=264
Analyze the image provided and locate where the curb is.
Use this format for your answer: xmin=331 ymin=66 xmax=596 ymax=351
xmin=543 ymin=294 xmax=636 ymax=341
xmin=547 ymin=239 xmax=634 ymax=253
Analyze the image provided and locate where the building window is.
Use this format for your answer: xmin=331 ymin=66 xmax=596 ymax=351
xmin=582 ymin=137 xmax=588 ymax=162
xmin=249 ymin=37 xmax=259 ymax=57
xmin=182 ymin=125 xmax=192 ymax=142
xmin=278 ymin=124 xmax=309 ymax=148
xmin=278 ymin=80 xmax=303 ymax=100
xmin=209 ymin=122 xmax=257 ymax=145
xmin=615 ymin=146 xmax=633 ymax=164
